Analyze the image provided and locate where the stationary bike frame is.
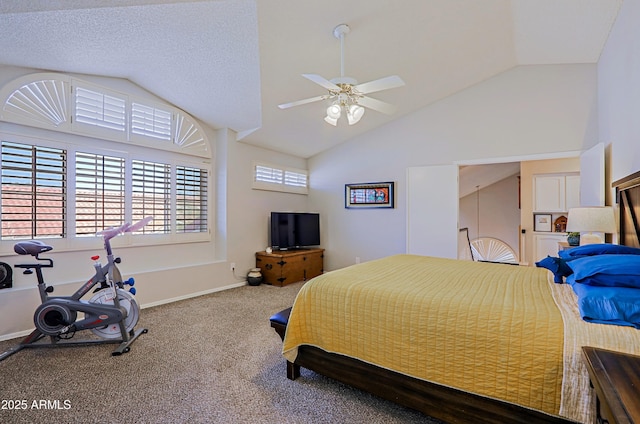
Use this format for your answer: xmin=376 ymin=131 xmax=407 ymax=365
xmin=0 ymin=219 xmax=150 ymax=362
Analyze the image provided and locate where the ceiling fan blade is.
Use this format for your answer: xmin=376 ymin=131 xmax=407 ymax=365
xmin=278 ymin=95 xmax=327 ymax=109
xmin=357 ymin=96 xmax=398 ymax=115
xmin=302 ymin=74 xmax=341 ymax=91
xmin=354 ymin=75 xmax=405 ymax=94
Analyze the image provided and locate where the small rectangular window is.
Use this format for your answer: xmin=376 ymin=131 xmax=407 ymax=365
xmin=284 ymin=170 xmax=308 ymax=187
xmin=1 ymin=141 xmax=66 ymax=239
xmin=176 ymin=166 xmax=208 ymax=233
xmin=75 ymin=152 xmax=125 ymax=236
xmin=252 ymin=162 xmax=308 ymax=194
xmin=255 ymin=165 xmax=284 ymax=184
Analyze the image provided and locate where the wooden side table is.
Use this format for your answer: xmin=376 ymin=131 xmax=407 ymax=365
xmin=557 ymin=241 xmax=574 ymax=251
xmin=582 ymin=346 xmax=640 ymax=424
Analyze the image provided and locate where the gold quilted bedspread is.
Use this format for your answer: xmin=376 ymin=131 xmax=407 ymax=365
xmin=283 ymin=254 xmax=565 ymax=416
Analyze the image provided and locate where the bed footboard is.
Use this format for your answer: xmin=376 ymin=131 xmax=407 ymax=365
xmin=269 ymin=307 xmax=576 ymax=424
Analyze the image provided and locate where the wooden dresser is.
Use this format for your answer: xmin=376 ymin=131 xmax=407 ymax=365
xmin=255 ymin=248 xmax=324 ymax=287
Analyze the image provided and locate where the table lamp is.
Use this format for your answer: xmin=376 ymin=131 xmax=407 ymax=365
xmin=566 ymin=207 xmax=616 ymax=245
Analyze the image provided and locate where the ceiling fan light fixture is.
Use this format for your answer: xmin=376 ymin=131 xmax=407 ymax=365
xmin=326 ymin=104 xmax=342 ymax=119
xmin=347 ymin=104 xmax=364 ymax=125
xmin=278 ymin=23 xmax=405 ymax=126
xmin=324 ymin=115 xmax=338 ymax=126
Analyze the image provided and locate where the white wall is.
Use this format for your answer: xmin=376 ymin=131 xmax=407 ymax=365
xmin=598 ymin=0 xmax=640 ymax=182
xmin=0 ymin=69 xmax=308 ymax=340
xmin=459 ymin=175 xmax=521 ymax=258
xmin=309 ymin=64 xmax=598 ymax=271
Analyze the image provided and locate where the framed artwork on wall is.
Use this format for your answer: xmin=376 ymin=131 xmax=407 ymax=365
xmin=345 ymin=182 xmax=395 ymax=209
xmin=534 ymin=213 xmax=552 ymax=232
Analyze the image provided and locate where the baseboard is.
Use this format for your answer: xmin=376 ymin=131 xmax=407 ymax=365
xmin=140 ymin=281 xmax=246 ymax=309
xmin=0 ymin=280 xmax=247 ymax=342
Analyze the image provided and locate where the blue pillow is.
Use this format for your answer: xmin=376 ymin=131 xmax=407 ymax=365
xmin=535 ymin=256 xmax=573 ymax=283
xmin=558 ymin=243 xmax=640 ymax=259
xmin=572 ymin=283 xmax=640 ymax=328
xmin=567 ymin=255 xmax=640 ymax=288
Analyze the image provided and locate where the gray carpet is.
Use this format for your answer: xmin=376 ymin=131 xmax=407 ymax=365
xmin=0 ymin=282 xmax=442 ymax=424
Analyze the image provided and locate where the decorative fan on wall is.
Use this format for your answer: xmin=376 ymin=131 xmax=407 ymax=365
xmin=278 ymin=24 xmax=405 ymax=126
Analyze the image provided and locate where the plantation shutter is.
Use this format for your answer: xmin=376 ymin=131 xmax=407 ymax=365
xmin=132 ymin=160 xmax=171 ymax=233
xmin=131 ymin=103 xmax=172 ymax=141
xmin=284 ymin=170 xmax=307 ymax=188
xmin=176 ymin=166 xmax=208 ymax=233
xmin=255 ymin=165 xmax=284 ymax=184
xmin=1 ymin=141 xmax=66 ymax=239
xmin=74 ymin=87 xmax=126 ymax=132
xmin=75 ymin=152 xmax=125 ymax=236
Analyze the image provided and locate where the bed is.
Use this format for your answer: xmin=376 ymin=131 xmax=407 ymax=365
xmin=271 ymin=170 xmax=640 ymax=424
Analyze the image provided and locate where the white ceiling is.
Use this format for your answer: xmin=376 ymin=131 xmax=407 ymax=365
xmin=0 ymin=0 xmax=622 ymax=158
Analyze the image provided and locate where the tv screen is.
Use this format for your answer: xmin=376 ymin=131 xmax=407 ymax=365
xmin=270 ymin=212 xmax=320 ymax=249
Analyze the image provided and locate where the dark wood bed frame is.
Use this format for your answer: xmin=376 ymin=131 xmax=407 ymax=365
xmin=270 ymin=170 xmax=640 ymax=424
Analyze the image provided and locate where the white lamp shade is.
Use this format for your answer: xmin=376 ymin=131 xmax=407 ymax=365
xmin=347 ymin=104 xmax=364 ymax=125
xmin=324 ymin=115 xmax=338 ymax=126
xmin=566 ymin=207 xmax=616 ymax=244
xmin=326 ymin=104 xmax=341 ymax=119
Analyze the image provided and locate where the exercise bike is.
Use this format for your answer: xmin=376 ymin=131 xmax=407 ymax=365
xmin=0 ymin=217 xmax=151 ymax=362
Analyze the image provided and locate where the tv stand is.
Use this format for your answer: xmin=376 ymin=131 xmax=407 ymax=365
xmin=255 ymin=248 xmax=324 ymax=287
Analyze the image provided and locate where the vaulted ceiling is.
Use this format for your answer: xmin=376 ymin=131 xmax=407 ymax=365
xmin=0 ymin=0 xmax=622 ymax=158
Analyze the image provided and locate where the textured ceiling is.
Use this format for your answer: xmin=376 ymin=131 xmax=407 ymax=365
xmin=0 ymin=0 xmax=623 ymax=158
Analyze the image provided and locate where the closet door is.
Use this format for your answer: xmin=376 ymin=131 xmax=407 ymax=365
xmin=406 ymin=165 xmax=459 ymax=258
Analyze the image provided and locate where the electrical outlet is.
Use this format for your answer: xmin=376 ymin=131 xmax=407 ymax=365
xmin=230 ymin=262 xmax=235 ymax=271
xmin=355 ymin=257 xmax=361 ymax=264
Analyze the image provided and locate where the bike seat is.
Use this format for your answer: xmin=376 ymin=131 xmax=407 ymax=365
xmin=14 ymin=240 xmax=53 ymax=256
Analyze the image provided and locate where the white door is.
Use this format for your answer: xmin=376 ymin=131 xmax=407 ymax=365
xmin=406 ymin=165 xmax=459 ymax=258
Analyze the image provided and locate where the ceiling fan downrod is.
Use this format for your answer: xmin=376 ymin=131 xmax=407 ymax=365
xmin=331 ymin=24 xmax=357 ymax=86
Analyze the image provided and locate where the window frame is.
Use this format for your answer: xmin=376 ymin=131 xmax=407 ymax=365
xmin=252 ymin=161 xmax=308 ymax=195
xmin=0 ymin=129 xmax=211 ymax=255
xmin=0 ymin=72 xmax=211 ymax=159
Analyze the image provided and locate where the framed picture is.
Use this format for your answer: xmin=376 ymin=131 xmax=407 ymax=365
xmin=534 ymin=213 xmax=552 ymax=232
xmin=345 ymin=182 xmax=395 ymax=209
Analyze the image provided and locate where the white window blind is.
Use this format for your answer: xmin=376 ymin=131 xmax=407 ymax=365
xmin=75 ymin=152 xmax=125 ymax=236
xmin=255 ymin=165 xmax=284 ymax=184
xmin=284 ymin=170 xmax=307 ymax=187
xmin=131 ymin=103 xmax=172 ymax=141
xmin=253 ymin=162 xmax=308 ymax=194
xmin=1 ymin=141 xmax=67 ymax=239
xmin=176 ymin=165 xmax=208 ymax=233
xmin=132 ymin=160 xmax=171 ymax=234
xmin=74 ymin=87 xmax=126 ymax=132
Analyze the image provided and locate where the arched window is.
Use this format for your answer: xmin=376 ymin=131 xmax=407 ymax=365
xmin=0 ymin=73 xmax=211 ymax=252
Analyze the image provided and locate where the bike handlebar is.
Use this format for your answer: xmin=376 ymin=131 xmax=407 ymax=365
xmin=97 ymin=216 xmax=153 ymax=243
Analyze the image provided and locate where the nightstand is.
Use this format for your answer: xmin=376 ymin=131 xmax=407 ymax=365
xmin=557 ymin=241 xmax=574 ymax=251
xmin=582 ymin=346 xmax=640 ymax=424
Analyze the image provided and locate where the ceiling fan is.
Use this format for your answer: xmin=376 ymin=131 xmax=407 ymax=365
xmin=278 ymin=24 xmax=405 ymax=126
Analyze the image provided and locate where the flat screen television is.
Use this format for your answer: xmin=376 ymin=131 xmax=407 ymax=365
xmin=270 ymin=212 xmax=320 ymax=250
